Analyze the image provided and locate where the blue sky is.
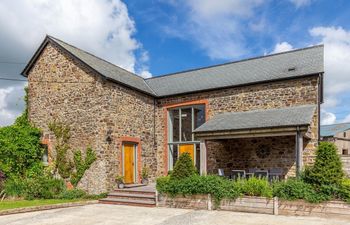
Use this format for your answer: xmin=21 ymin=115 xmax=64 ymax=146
xmin=0 ymin=0 xmax=350 ymax=126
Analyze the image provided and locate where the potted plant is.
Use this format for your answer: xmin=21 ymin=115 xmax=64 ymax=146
xmin=115 ymin=175 xmax=125 ymax=189
xmin=141 ymin=166 xmax=149 ymax=185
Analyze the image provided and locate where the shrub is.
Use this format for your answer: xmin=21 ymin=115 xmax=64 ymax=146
xmin=4 ymin=177 xmax=26 ymax=197
xmin=237 ymin=177 xmax=272 ymax=198
xmin=272 ymin=178 xmax=326 ymax=203
xmin=0 ymin=87 xmax=45 ymax=179
xmin=4 ymin=176 xmax=65 ymax=200
xmin=22 ymin=176 xmax=65 ymax=200
xmin=170 ymin=153 xmax=197 ymax=180
xmin=303 ymin=142 xmax=344 ymax=186
xmin=58 ymin=189 xmax=86 ymax=199
xmin=339 ymin=179 xmax=350 ymax=203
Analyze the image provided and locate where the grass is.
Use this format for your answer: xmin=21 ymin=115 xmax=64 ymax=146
xmin=0 ymin=199 xmax=89 ymax=211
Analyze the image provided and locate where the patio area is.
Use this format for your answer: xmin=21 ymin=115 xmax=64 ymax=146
xmin=206 ymin=136 xmax=298 ymax=180
xmin=193 ymin=105 xmax=318 ymax=178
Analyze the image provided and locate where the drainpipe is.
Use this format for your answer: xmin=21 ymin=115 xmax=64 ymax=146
xmin=296 ymin=126 xmax=303 ymax=177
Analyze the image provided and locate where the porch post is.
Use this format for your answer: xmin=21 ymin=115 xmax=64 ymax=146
xmin=295 ymin=129 xmax=303 ymax=177
xmin=200 ymin=139 xmax=207 ymax=175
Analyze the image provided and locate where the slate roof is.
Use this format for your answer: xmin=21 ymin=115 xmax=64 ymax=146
xmin=193 ymin=105 xmax=316 ymax=133
xmin=22 ymin=36 xmax=324 ymax=97
xmin=320 ymin=123 xmax=350 ymax=137
xmin=22 ymin=36 xmax=156 ymax=95
xmin=145 ymin=45 xmax=324 ymax=96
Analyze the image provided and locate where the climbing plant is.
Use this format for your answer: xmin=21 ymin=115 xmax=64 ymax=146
xmin=48 ymin=121 xmax=73 ymax=179
xmin=71 ymin=147 xmax=96 ymax=187
xmin=48 ymin=121 xmax=96 ymax=186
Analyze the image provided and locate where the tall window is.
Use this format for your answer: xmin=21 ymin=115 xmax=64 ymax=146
xmin=168 ymin=105 xmax=205 ymax=171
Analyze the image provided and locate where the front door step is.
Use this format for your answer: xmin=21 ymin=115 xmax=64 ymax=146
xmin=99 ymin=186 xmax=156 ymax=207
xmin=124 ymin=183 xmax=146 ymax=188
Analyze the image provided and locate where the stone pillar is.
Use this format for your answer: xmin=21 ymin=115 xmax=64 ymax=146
xmin=296 ymin=130 xmax=303 ymax=177
xmin=200 ymin=139 xmax=207 ymax=175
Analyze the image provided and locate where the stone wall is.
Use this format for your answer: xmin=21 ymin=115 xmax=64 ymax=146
xmin=155 ymin=76 xmax=320 ymax=176
xmin=206 ymin=136 xmax=297 ymax=177
xmin=27 ymin=43 xmax=156 ymax=194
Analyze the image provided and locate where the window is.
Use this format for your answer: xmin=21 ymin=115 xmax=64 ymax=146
xmin=342 ymin=149 xmax=348 ymax=155
xmin=168 ymin=105 xmax=205 ymax=171
xmin=344 ymin=132 xmax=347 ymax=138
xmin=42 ymin=145 xmax=49 ymax=166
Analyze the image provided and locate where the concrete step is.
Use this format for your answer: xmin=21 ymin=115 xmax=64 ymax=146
xmin=99 ymin=198 xmax=156 ymax=207
xmin=107 ymin=192 xmax=155 ymax=201
xmin=112 ymin=189 xmax=155 ymax=196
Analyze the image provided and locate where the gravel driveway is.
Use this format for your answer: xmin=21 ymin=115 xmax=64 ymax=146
xmin=0 ymin=204 xmax=349 ymax=225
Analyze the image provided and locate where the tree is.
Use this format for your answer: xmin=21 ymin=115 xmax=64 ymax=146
xmin=304 ymin=142 xmax=344 ymax=186
xmin=0 ymin=87 xmax=44 ymax=178
xmin=170 ymin=153 xmax=197 ymax=180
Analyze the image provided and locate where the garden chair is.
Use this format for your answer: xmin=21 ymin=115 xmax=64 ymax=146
xmin=231 ymin=170 xmax=246 ymax=180
xmin=254 ymin=170 xmax=268 ymax=179
xmin=268 ymin=168 xmax=283 ymax=182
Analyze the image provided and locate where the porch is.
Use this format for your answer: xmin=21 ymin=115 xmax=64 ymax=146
xmin=194 ymin=105 xmax=317 ymax=178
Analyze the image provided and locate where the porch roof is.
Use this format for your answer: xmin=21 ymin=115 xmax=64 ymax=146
xmin=194 ymin=105 xmax=316 ymax=134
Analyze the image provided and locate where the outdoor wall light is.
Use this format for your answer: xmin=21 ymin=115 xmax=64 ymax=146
xmin=106 ymin=129 xmax=113 ymax=144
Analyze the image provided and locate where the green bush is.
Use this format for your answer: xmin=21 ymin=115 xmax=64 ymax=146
xmin=303 ymin=142 xmax=344 ymax=186
xmin=273 ymin=179 xmax=321 ymax=202
xmin=237 ymin=177 xmax=272 ymax=198
xmin=4 ymin=176 xmax=65 ymax=200
xmin=339 ymin=179 xmax=350 ymax=203
xmin=4 ymin=177 xmax=26 ymax=197
xmin=157 ymin=175 xmax=274 ymax=203
xmin=0 ymin=88 xmax=45 ymax=179
xmin=58 ymin=189 xmax=86 ymax=199
xmin=23 ymin=176 xmax=65 ymax=200
xmin=170 ymin=153 xmax=197 ymax=180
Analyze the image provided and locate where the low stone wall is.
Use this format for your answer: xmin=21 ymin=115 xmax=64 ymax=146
xmin=157 ymin=194 xmax=350 ymax=219
xmin=220 ymin=196 xmax=274 ymax=214
xmin=157 ymin=194 xmax=275 ymax=214
xmin=157 ymin=194 xmax=209 ymax=210
xmin=279 ymin=200 xmax=350 ymax=219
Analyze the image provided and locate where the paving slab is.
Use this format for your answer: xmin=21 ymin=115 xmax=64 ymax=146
xmin=0 ymin=204 xmax=349 ymax=225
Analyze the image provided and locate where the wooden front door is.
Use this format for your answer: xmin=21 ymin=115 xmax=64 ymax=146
xmin=179 ymin=144 xmax=194 ymax=161
xmin=123 ymin=143 xmax=135 ymax=184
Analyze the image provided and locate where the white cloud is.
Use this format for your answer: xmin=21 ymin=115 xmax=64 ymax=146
xmin=321 ymin=110 xmax=337 ymax=125
xmin=163 ymin=0 xmax=265 ymax=60
xmin=289 ymin=0 xmax=313 ymax=8
xmin=343 ymin=114 xmax=350 ymax=123
xmin=309 ymin=26 xmax=350 ymax=124
xmin=0 ymin=85 xmax=26 ymax=126
xmin=271 ymin=42 xmax=294 ymax=54
xmin=0 ymin=0 xmax=150 ymax=126
xmin=0 ymin=0 xmax=150 ymax=74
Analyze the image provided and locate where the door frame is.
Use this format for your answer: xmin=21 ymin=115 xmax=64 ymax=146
xmin=122 ymin=142 xmax=138 ymax=184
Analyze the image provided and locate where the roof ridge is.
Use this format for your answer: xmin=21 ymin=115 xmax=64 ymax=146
xmin=145 ymin=45 xmax=324 ymax=80
xmin=47 ymin=35 xmax=145 ymax=81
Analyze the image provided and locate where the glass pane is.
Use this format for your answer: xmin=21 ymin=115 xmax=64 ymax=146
xmin=181 ymin=108 xmax=192 ymax=141
xmin=170 ymin=109 xmax=180 ymax=142
xmin=195 ymin=144 xmax=200 ymax=171
xmin=169 ymin=144 xmax=178 ymax=170
xmin=194 ymin=105 xmax=205 ymax=129
xmin=194 ymin=105 xmax=205 ymax=140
